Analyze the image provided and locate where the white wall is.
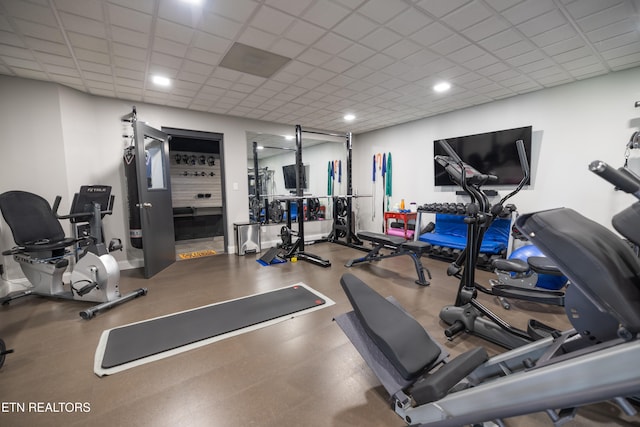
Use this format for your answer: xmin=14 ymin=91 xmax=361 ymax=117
xmin=1 ymin=67 xmax=639 ymax=288
xmin=0 ymin=75 xmax=296 ymax=286
xmin=353 ymin=67 xmax=640 ymax=235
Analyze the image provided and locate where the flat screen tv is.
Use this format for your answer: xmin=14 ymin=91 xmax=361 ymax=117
xmin=283 ymin=164 xmax=307 ymax=190
xmin=434 ymin=126 xmax=532 ymax=187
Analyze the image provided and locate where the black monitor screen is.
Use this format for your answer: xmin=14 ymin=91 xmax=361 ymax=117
xmin=283 ymin=164 xmax=307 ymax=190
xmin=434 ymin=126 xmax=532 ymax=186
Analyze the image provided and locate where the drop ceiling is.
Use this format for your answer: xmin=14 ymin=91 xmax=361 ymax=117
xmin=0 ymin=0 xmax=639 ymax=133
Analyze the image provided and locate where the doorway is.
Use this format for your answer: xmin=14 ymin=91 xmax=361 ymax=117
xmin=162 ymin=127 xmax=227 ymax=258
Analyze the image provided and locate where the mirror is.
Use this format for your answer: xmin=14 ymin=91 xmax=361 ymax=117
xmin=246 ymin=131 xmax=347 ymax=225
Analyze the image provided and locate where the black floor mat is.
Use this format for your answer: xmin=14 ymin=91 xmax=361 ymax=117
xmin=99 ymin=285 xmax=326 ymax=370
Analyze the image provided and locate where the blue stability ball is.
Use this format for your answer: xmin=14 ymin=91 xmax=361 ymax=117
xmin=509 ymin=245 xmax=568 ymax=290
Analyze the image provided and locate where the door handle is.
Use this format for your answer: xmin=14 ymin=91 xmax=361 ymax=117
xmin=136 ymin=202 xmax=153 ymax=208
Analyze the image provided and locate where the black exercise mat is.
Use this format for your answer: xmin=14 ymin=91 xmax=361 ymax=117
xmin=95 ymin=284 xmax=330 ymax=375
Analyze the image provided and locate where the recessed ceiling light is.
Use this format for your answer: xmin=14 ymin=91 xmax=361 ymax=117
xmin=152 ymin=75 xmax=171 ymax=87
xmin=284 ymin=135 xmax=294 ymax=140
xmin=433 ymin=82 xmax=451 ymax=93
xmin=344 ymin=114 xmax=356 ymax=122
xmin=181 ymin=0 xmax=202 ymax=5
xmin=257 ymin=145 xmax=264 ymax=150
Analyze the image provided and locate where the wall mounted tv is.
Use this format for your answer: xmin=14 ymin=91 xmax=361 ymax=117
xmin=434 ymin=126 xmax=532 ymax=187
xmin=283 ymin=164 xmax=308 ymax=190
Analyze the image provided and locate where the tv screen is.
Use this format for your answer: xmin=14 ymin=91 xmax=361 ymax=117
xmin=434 ymin=126 xmax=532 ymax=187
xmin=283 ymin=164 xmax=307 ymax=190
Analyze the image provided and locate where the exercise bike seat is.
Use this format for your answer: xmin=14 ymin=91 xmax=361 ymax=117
xmin=492 ymin=258 xmax=529 ymax=273
xmin=527 ymin=256 xmax=562 ymax=275
xmin=0 ymin=191 xmax=77 ymax=254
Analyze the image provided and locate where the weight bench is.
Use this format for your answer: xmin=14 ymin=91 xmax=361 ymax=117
xmin=345 ymin=231 xmax=432 ymax=286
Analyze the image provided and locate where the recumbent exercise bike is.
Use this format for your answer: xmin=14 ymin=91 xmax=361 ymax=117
xmin=0 ymin=185 xmax=147 ymax=320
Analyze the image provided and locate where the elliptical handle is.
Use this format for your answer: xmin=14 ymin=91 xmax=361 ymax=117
xmin=437 ymin=139 xmax=463 ymax=164
xmin=516 ymin=139 xmax=530 ymax=178
xmin=590 ymin=160 xmax=640 ymax=197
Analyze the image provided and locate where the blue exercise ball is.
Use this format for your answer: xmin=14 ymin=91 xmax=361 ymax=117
xmin=509 ymin=245 xmax=568 ymax=290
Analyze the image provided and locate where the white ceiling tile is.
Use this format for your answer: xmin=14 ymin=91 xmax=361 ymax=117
xmin=382 ymin=39 xmax=422 ymax=60
xmin=441 ymin=1 xmax=493 ymax=31
xmin=113 ymin=56 xmax=146 ymax=72
xmin=476 ymin=61 xmax=511 ymax=77
xmin=410 ymin=21 xmax=454 ymax=47
xmin=517 ymin=9 xmax=566 ymax=38
xmin=270 ymin=38 xmax=307 ymax=58
xmin=3 ymin=56 xmax=42 ymax=71
xmin=403 ymin=49 xmax=440 ymax=66
xmin=307 ymin=67 xmax=338 ymax=82
xmin=108 ymin=4 xmax=152 ymax=33
xmin=314 ymin=33 xmax=353 ymax=55
xmin=542 ymin=37 xmax=586 ymax=56
xmin=359 ymin=27 xmax=402 ymax=50
xmin=357 ymin=0 xmax=408 ymax=24
xmin=464 ymin=53 xmax=500 ymax=71
xmin=478 ymin=29 xmax=524 ymax=52
xmin=338 ymin=43 xmax=376 ymax=62
xmin=249 ymin=6 xmax=296 ymax=36
xmin=84 ymin=71 xmax=113 ymax=83
xmin=607 ymin=53 xmax=640 ymax=70
xmin=284 ymin=21 xmax=326 ymax=45
xmin=506 ymin=49 xmax=546 ymax=67
xmin=156 ymin=19 xmax=194 ymax=45
xmin=500 ymin=0 xmax=556 ymax=25
xmin=199 ymin=12 xmax=243 ymax=40
xmin=67 ymin=32 xmax=109 ymax=52
xmin=297 ymin=48 xmax=332 ymax=66
xmin=493 ymin=40 xmax=534 ymax=59
xmin=153 ymin=38 xmax=188 ymax=57
xmin=13 ymin=18 xmax=64 ymax=42
xmin=516 ymin=57 xmax=555 ymax=73
xmin=3 ymin=0 xmax=57 ymax=26
xmin=530 ymin=24 xmax=577 ymax=48
xmin=112 ymin=43 xmax=147 ymax=60
xmin=587 ymin=20 xmax=637 ymax=44
xmin=157 ymin=0 xmax=204 ymax=27
xmin=550 ymin=46 xmax=592 ymax=63
xmin=461 ymin=16 xmax=510 ymax=41
xmin=0 ymin=29 xmax=26 ymax=47
xmin=265 ymin=0 xmax=315 ymax=16
xmin=206 ymin=0 xmax=260 ymax=23
xmin=302 ymin=0 xmax=351 ymax=29
xmin=575 ymin=2 xmax=632 ymax=33
xmin=601 ymin=42 xmax=640 ymax=60
xmin=322 ymin=56 xmax=354 ymax=73
xmin=331 ymin=12 xmax=377 ymax=41
xmin=59 ymin=13 xmax=106 ymax=38
xmin=25 ymin=37 xmax=69 ymax=55
xmin=44 ymin=63 xmax=79 ymax=77
xmin=564 ymin=0 xmax=625 ymax=21
xmin=110 ymin=26 xmax=149 ymax=49
xmin=385 ymin=8 xmax=432 ymax=37
xmin=192 ymin=32 xmax=231 ymax=54
xmin=0 ymin=43 xmax=34 ymax=60
xmin=429 ymin=33 xmax=470 ymax=56
xmin=36 ymin=51 xmax=74 ymax=68
xmin=53 ymin=0 xmax=104 ymax=20
xmin=186 ymin=48 xmax=222 ymax=66
xmin=78 ymin=61 xmax=113 ymax=75
xmin=238 ymin=27 xmax=277 ymax=50
xmin=415 ymin=0 xmax=473 ymax=18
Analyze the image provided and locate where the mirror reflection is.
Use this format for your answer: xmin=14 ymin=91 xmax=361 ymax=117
xmin=246 ymin=131 xmax=347 ymax=225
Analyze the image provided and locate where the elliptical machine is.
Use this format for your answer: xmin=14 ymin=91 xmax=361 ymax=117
xmin=436 ymin=139 xmax=619 ymax=349
xmin=0 ymin=185 xmax=147 ymax=319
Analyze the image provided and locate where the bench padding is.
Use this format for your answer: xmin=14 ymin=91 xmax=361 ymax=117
xmin=340 ymin=273 xmax=441 ymax=380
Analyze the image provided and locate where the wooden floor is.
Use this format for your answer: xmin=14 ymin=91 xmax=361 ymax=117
xmin=1 ymin=242 xmax=637 ymax=427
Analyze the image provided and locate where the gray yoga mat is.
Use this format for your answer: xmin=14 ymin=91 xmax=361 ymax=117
xmin=95 ymin=284 xmax=331 ymax=375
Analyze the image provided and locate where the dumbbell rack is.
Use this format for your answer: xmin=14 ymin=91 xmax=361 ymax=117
xmin=417 ymin=202 xmax=516 ymax=269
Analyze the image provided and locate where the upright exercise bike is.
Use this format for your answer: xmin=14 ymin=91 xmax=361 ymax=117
xmin=0 ymin=185 xmax=147 ymax=319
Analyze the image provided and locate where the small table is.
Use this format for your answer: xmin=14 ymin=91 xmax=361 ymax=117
xmin=384 ymin=211 xmax=417 ymax=239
